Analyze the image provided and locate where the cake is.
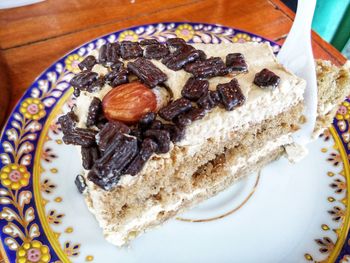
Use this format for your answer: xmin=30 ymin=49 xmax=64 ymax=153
xmin=58 ymin=37 xmax=350 ymax=246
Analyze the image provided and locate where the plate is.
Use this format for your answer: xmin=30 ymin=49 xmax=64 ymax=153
xmin=0 ymin=22 xmax=350 ymax=263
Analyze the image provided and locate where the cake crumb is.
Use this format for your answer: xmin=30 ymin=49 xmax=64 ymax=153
xmin=284 ymin=143 xmax=308 ymax=163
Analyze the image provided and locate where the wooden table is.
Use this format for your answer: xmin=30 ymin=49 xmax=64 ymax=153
xmin=0 ymin=0 xmax=347 ymax=260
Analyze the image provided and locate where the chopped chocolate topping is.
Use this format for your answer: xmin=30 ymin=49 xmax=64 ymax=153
xmin=253 ymin=68 xmax=280 ymax=89
xmin=175 ymin=107 xmax=207 ymax=127
xmin=181 ymin=77 xmax=209 ymax=101
xmin=217 ymin=79 xmax=245 ymax=111
xmin=58 ymin=111 xmax=78 ymax=134
xmin=158 ymin=98 xmax=192 ymax=121
xmin=184 ymin=57 xmax=228 ymax=78
xmin=127 ymin=58 xmax=168 ymax=88
xmin=62 ymin=128 xmax=97 ymax=147
xmin=124 ymin=138 xmax=158 ymax=175
xmin=162 ymin=45 xmax=202 ymax=71
xmin=139 ymin=112 xmax=156 ymax=129
xmin=226 ymin=53 xmax=248 ymax=73
xmin=150 ymin=120 xmax=163 ymax=130
xmin=78 ymin=55 xmax=97 ymax=71
xmin=75 ymin=174 xmax=87 ymax=193
xmin=70 ymin=71 xmax=98 ymax=90
xmin=140 ymin=39 xmax=160 ymax=46
xmin=96 ymin=121 xmax=130 ymax=152
xmin=162 ymin=124 xmax=185 ymax=142
xmin=120 ymin=41 xmax=143 ymax=60
xmin=143 ymin=129 xmax=170 ymax=154
xmin=105 ymin=68 xmax=129 ymax=87
xmin=144 ymin=44 xmax=170 ymax=60
xmin=99 ymin=42 xmax=121 ymax=65
xmin=86 ymin=97 xmax=102 ymax=127
xmin=110 ymin=60 xmax=124 ymax=70
xmin=197 ymin=50 xmax=207 ymax=61
xmin=166 ymin=38 xmax=187 ymax=51
xmin=93 ymin=134 xmax=138 ymax=179
xmin=197 ymin=90 xmax=221 ymax=110
xmin=81 ymin=146 xmax=100 ymax=170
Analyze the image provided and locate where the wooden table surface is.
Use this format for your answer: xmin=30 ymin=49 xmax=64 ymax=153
xmin=0 ymin=0 xmax=347 ymax=260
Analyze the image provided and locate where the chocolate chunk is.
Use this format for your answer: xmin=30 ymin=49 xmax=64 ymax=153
xmin=73 ymin=87 xmax=81 ymax=97
xmin=124 ymin=138 xmax=158 ymax=175
xmin=110 ymin=60 xmax=124 ymax=71
xmin=144 ymin=44 xmax=170 ymax=60
xmin=140 ymin=39 xmax=160 ymax=46
xmin=81 ymin=146 xmax=100 ymax=170
xmin=120 ymin=41 xmax=143 ymax=60
xmin=86 ymin=97 xmax=102 ymax=127
xmin=96 ymin=121 xmax=130 ymax=152
xmin=226 ymin=53 xmax=248 ymax=73
xmin=181 ymin=77 xmax=209 ymax=101
xmin=87 ymin=169 xmax=120 ymax=191
xmin=184 ymin=57 xmax=228 ymax=78
xmin=105 ymin=68 xmax=129 ymax=87
xmin=58 ymin=111 xmax=78 ymax=134
xmin=70 ymin=71 xmax=98 ymax=90
xmin=78 ymin=55 xmax=97 ymax=71
xmin=127 ymin=58 xmax=167 ymax=88
xmin=143 ymin=129 xmax=170 ymax=154
xmin=253 ymin=68 xmax=280 ymax=89
xmin=197 ymin=90 xmax=221 ymax=110
xmin=75 ymin=174 xmax=87 ymax=193
xmin=93 ymin=134 xmax=139 ymax=179
xmin=175 ymin=107 xmax=207 ymax=127
xmin=166 ymin=38 xmax=187 ymax=51
xmin=162 ymin=124 xmax=185 ymax=142
xmin=158 ymin=98 xmax=192 ymax=121
xmin=99 ymin=42 xmax=121 ymax=65
xmin=217 ymin=79 xmax=245 ymax=111
xmin=62 ymin=128 xmax=97 ymax=147
xmin=150 ymin=120 xmax=163 ymax=130
xmin=197 ymin=50 xmax=207 ymax=61
xmin=162 ymin=45 xmax=202 ymax=71
xmin=139 ymin=112 xmax=156 ymax=129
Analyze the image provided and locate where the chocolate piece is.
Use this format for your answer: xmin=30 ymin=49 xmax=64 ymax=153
xmin=110 ymin=60 xmax=124 ymax=70
xmin=120 ymin=41 xmax=143 ymax=60
xmin=162 ymin=124 xmax=185 ymax=142
xmin=162 ymin=45 xmax=202 ymax=71
xmin=143 ymin=129 xmax=170 ymax=154
xmin=166 ymin=38 xmax=187 ymax=51
xmin=78 ymin=55 xmax=97 ymax=71
xmin=139 ymin=112 xmax=156 ymax=129
xmin=197 ymin=50 xmax=207 ymax=61
xmin=124 ymin=138 xmax=158 ymax=175
xmin=105 ymin=68 xmax=129 ymax=87
xmin=217 ymin=79 xmax=245 ymax=111
xmin=197 ymin=90 xmax=221 ymax=110
xmin=62 ymin=128 xmax=97 ymax=147
xmin=144 ymin=44 xmax=170 ymax=60
xmin=94 ymin=134 xmax=138 ymax=179
xmin=226 ymin=53 xmax=248 ymax=73
xmin=127 ymin=58 xmax=167 ymax=88
xmin=140 ymin=39 xmax=160 ymax=46
xmin=253 ymin=68 xmax=280 ymax=89
xmin=175 ymin=107 xmax=207 ymax=127
xmin=99 ymin=42 xmax=121 ymax=64
xmin=86 ymin=97 xmax=102 ymax=127
xmin=73 ymin=87 xmax=81 ymax=97
xmin=70 ymin=71 xmax=98 ymax=90
xmin=81 ymin=146 xmax=100 ymax=170
xmin=96 ymin=121 xmax=130 ymax=152
xmin=150 ymin=120 xmax=163 ymax=130
xmin=75 ymin=174 xmax=87 ymax=193
xmin=58 ymin=111 xmax=78 ymax=134
xmin=87 ymin=170 xmax=119 ymax=191
xmin=158 ymin=98 xmax=192 ymax=121
xmin=181 ymin=77 xmax=209 ymax=101
xmin=184 ymin=57 xmax=228 ymax=78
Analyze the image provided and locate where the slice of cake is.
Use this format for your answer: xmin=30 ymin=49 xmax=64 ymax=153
xmin=59 ymin=38 xmax=350 ymax=246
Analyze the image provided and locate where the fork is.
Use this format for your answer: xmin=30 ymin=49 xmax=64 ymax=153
xmin=277 ymin=0 xmax=317 ymax=145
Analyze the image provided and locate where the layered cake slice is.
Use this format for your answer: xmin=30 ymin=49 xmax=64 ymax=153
xmin=59 ymin=38 xmax=350 ymax=246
